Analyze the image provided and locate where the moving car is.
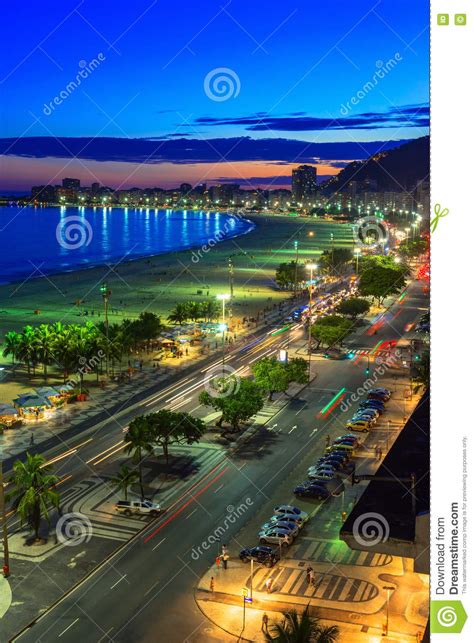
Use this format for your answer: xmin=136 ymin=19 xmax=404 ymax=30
xmin=322 ymin=348 xmax=352 ymax=360
xmin=239 ymin=546 xmax=279 ymax=567
xmin=114 ymin=499 xmax=162 ymax=516
xmin=274 ymin=505 xmax=309 ymax=523
xmin=294 ymin=481 xmax=331 ymax=500
xmin=259 ymin=527 xmax=293 ymax=547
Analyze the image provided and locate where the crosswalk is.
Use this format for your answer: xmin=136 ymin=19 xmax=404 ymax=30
xmin=293 ymin=538 xmax=392 ymax=567
xmin=255 ymin=566 xmax=378 ymax=603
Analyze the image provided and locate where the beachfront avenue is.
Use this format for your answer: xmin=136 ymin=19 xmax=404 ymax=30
xmin=0 ymin=275 xmax=429 ymax=642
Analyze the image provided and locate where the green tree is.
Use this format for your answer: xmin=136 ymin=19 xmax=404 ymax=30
xmin=111 ymin=464 xmax=139 ymax=501
xmin=3 ymin=331 xmax=20 ymax=364
xmin=412 ymin=350 xmax=429 ymax=393
xmin=186 ymin=301 xmax=203 ymax=322
xmin=275 ymin=261 xmax=306 ymax=291
xmin=16 ymin=326 xmax=38 ymax=376
xmin=201 ymin=300 xmax=220 ymax=321
xmin=336 ymin=297 xmax=370 ymax=320
xmin=168 ymin=303 xmax=189 ymax=325
xmin=129 ymin=312 xmax=163 ymax=351
xmin=358 ymin=264 xmax=407 ymax=305
xmin=146 ymin=409 xmax=207 ymax=464
xmin=8 ymin=452 xmax=60 ymax=542
xmin=125 ymin=417 xmax=155 ymax=499
xmin=252 ymin=357 xmax=308 ymax=400
xmin=398 ymin=238 xmax=428 ymax=258
xmin=319 ymin=248 xmax=353 ymax=274
xmin=264 ymin=606 xmax=339 ymax=642
xmin=310 ymin=315 xmax=352 ymax=349
xmin=34 ymin=324 xmax=54 ymax=379
xmin=199 ymin=377 xmax=264 ymax=432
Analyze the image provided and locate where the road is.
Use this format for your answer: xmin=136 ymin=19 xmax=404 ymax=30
xmin=10 ymin=280 xmax=427 ymax=642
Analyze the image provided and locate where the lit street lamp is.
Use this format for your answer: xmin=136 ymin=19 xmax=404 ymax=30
xmin=382 ymin=585 xmax=395 ymax=636
xmin=305 ymin=263 xmax=317 ymax=381
xmin=216 ymin=294 xmax=230 ymax=374
xmin=354 ymin=248 xmax=361 ymax=274
xmin=100 ymin=282 xmax=112 ymax=375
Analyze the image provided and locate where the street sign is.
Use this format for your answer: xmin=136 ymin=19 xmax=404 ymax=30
xmin=244 ymin=597 xmax=253 ymax=603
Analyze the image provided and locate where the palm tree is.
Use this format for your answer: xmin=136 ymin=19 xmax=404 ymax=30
xmin=7 ymin=452 xmax=60 ymax=542
xmin=124 ymin=416 xmax=155 ymax=499
xmin=264 ymin=606 xmax=339 ymax=643
xmin=187 ymin=301 xmax=202 ymax=322
xmin=35 ymin=324 xmax=54 ymax=379
xmin=3 ymin=331 xmax=20 ymax=364
xmin=167 ymin=303 xmax=189 ymax=326
xmin=17 ymin=326 xmax=38 ymax=376
xmin=111 ymin=464 xmax=139 ymax=501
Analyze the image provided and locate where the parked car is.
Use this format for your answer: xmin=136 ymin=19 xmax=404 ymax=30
xmin=307 ymin=466 xmax=336 ymax=481
xmin=325 ymin=447 xmax=351 ymax=461
xmin=261 ymin=520 xmax=299 ymax=537
xmin=346 ymin=419 xmax=372 ymax=432
xmin=239 ymin=546 xmax=279 ymax=567
xmin=114 ymin=499 xmax=162 ymax=516
xmin=352 ymin=408 xmax=379 ymax=420
xmin=294 ymin=481 xmax=330 ymax=500
xmin=267 ymin=513 xmax=304 ymax=529
xmin=334 ymin=434 xmax=361 ymax=444
xmin=315 ymin=457 xmax=344 ymax=471
xmin=359 ymin=400 xmax=385 ymax=413
xmin=367 ymin=388 xmax=391 ymax=402
xmin=351 ymin=413 xmax=377 ymax=425
xmin=273 ymin=505 xmax=309 ymax=523
xmin=259 ymin=528 xmax=293 ymax=547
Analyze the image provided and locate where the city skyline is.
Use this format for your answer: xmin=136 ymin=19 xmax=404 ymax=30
xmin=0 ymin=0 xmax=429 ymax=191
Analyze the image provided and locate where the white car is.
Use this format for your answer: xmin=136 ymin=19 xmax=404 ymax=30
xmin=307 ymin=467 xmax=336 ymax=481
xmin=259 ymin=528 xmax=293 ymax=547
xmin=351 ymin=413 xmax=377 ymax=425
xmin=267 ymin=513 xmax=303 ymax=529
xmin=274 ymin=505 xmax=309 ymax=523
xmin=261 ymin=520 xmax=299 ymax=537
xmin=114 ymin=500 xmax=162 ymax=516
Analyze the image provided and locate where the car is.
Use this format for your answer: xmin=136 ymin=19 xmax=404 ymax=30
xmin=267 ymin=513 xmax=304 ymax=529
xmin=335 ymin=433 xmax=360 ymax=442
xmin=369 ymin=387 xmax=391 ymax=397
xmin=353 ymin=408 xmax=379 ymax=419
xmin=351 ymin=413 xmax=376 ymax=426
xmin=259 ymin=528 xmax=294 ymax=547
xmin=294 ymin=481 xmax=330 ymax=500
xmin=307 ymin=467 xmax=336 ymax=481
xmin=261 ymin=520 xmax=299 ymax=537
xmin=239 ymin=546 xmax=279 ymax=567
xmin=328 ymin=442 xmax=354 ymax=453
xmin=315 ymin=457 xmax=344 ymax=471
xmin=346 ymin=419 xmax=372 ymax=432
xmin=325 ymin=447 xmax=351 ymax=461
xmin=114 ymin=499 xmax=162 ymax=516
xmin=359 ymin=400 xmax=385 ymax=412
xmin=367 ymin=388 xmax=391 ymax=402
xmin=274 ymin=505 xmax=309 ymax=523
xmin=322 ymin=348 xmax=351 ymax=360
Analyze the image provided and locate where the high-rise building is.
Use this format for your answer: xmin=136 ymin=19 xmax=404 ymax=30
xmin=292 ymin=165 xmax=318 ymax=201
xmin=62 ymin=177 xmax=80 ymax=189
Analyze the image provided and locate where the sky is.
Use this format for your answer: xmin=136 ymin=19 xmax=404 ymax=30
xmin=0 ymin=0 xmax=429 ymax=192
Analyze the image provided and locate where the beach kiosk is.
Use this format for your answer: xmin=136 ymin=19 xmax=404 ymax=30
xmin=0 ymin=403 xmax=21 ymax=428
xmin=14 ymin=393 xmax=53 ymax=420
xmin=36 ymin=386 xmax=67 ymax=407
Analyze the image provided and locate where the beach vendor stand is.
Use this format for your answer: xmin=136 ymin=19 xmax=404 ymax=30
xmin=13 ymin=393 xmax=53 ymax=420
xmin=35 ymin=386 xmax=66 ymax=408
xmin=0 ymin=403 xmax=22 ymax=428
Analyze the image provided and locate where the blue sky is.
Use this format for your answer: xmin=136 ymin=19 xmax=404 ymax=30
xmin=0 ymin=0 xmax=429 ymax=190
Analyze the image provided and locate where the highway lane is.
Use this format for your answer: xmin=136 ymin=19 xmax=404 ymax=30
xmin=12 ymin=280 xmax=427 ymax=642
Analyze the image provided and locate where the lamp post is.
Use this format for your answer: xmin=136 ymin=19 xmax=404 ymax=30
xmin=382 ymin=585 xmax=395 ymax=636
xmin=354 ymin=248 xmax=361 ymax=275
xmin=241 ymin=588 xmax=248 ymax=631
xmin=100 ymin=282 xmax=111 ymax=376
xmin=305 ymin=263 xmax=317 ymax=381
xmin=0 ymin=461 xmax=10 ymax=577
xmin=293 ymin=240 xmax=299 ymax=295
xmin=216 ymin=294 xmax=230 ymax=375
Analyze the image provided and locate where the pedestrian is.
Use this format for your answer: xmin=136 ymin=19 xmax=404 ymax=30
xmin=210 ymin=576 xmax=215 ymax=592
xmin=261 ymin=613 xmax=269 ymax=633
xmin=223 ymin=552 xmax=229 ymax=569
xmin=30 ymin=432 xmax=35 ymax=446
xmin=326 ymin=434 xmax=331 ymax=448
xmin=265 ymin=577 xmax=273 ymax=594
xmin=215 ymin=555 xmax=221 ymax=569
xmin=306 ymin=565 xmax=313 ymax=583
xmin=309 ymin=569 xmax=315 ymax=586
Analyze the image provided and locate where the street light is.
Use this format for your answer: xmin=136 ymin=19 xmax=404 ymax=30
xmin=382 ymin=586 xmax=395 ymax=636
xmin=305 ymin=263 xmax=317 ymax=381
xmin=216 ymin=294 xmax=230 ymax=374
xmin=100 ymin=282 xmax=111 ymax=376
xmin=354 ymin=248 xmax=361 ymax=274
xmin=293 ymin=240 xmax=299 ymax=295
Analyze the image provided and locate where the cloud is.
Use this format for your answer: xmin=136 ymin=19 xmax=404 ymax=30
xmin=189 ymin=104 xmax=429 ymax=132
xmin=0 ymin=136 xmax=415 ymax=166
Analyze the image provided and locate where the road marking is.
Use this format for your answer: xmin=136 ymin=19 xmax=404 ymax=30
xmin=186 ymin=508 xmax=198 ymax=520
xmin=309 ymin=428 xmax=318 ymax=437
xmin=58 ymin=618 xmax=79 ymax=637
xmin=144 ymin=578 xmax=161 ymax=597
xmin=152 ymin=537 xmax=166 ymax=551
xmin=295 ymin=405 xmax=307 ymax=416
xmin=110 ymin=574 xmax=127 ymax=590
xmin=213 ymin=483 xmax=224 ymax=494
xmin=288 ymin=425 xmax=297 ymax=434
xmin=97 ymin=627 xmax=114 ymax=642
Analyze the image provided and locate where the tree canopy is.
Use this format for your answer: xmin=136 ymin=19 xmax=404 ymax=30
xmin=252 ymin=356 xmax=308 ymax=400
xmin=310 ymin=315 xmax=353 ymax=348
xmin=336 ymin=297 xmax=371 ymax=320
xmin=199 ymin=377 xmax=264 ymax=432
xmin=319 ymin=248 xmax=353 ymax=274
xmin=275 ymin=261 xmax=307 ymax=291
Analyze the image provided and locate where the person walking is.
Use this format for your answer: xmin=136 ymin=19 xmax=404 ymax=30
xmin=215 ymin=555 xmax=221 ymax=569
xmin=309 ymin=569 xmax=315 ymax=586
xmin=30 ymin=432 xmax=35 ymax=446
xmin=306 ymin=565 xmax=313 ymax=584
xmin=210 ymin=576 xmax=215 ymax=592
xmin=222 ymin=552 xmax=229 ymax=569
xmin=265 ymin=577 xmax=273 ymax=594
xmin=261 ymin=613 xmax=269 ymax=633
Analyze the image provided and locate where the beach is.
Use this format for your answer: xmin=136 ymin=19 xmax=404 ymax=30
xmin=0 ymin=213 xmax=353 ymax=400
